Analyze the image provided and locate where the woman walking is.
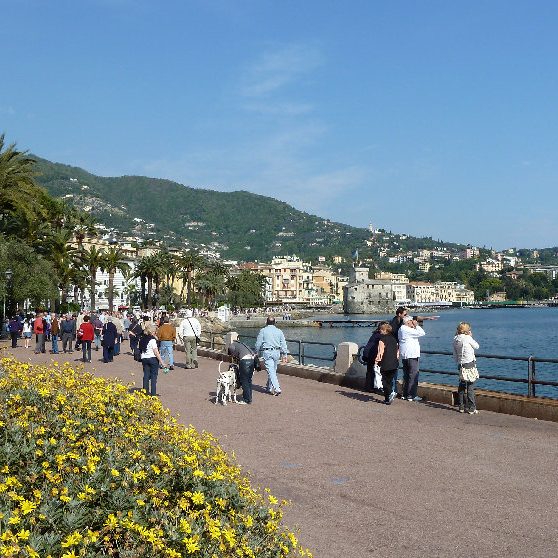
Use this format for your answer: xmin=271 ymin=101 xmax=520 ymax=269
xmin=139 ymin=324 xmax=165 ymax=396
xmin=453 ymin=322 xmax=480 ymax=415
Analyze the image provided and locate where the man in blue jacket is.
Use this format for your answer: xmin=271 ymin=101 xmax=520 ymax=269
xmin=255 ymin=316 xmax=288 ymax=396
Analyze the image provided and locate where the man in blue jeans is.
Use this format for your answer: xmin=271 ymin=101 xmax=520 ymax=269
xmin=255 ymin=316 xmax=288 ymax=396
xmin=156 ymin=316 xmax=176 ymax=370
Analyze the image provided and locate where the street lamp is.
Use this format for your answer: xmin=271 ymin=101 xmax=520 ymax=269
xmin=3 ymin=269 xmax=13 ymax=322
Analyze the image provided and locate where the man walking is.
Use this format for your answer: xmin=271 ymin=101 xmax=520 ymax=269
xmin=255 ymin=316 xmax=288 ymax=396
xmin=157 ymin=315 xmax=176 ymax=370
xmin=398 ymin=316 xmax=426 ymax=401
xmin=227 ymin=338 xmax=256 ymax=405
xmin=178 ymin=310 xmax=201 ymax=369
xmin=60 ymin=314 xmax=76 ymax=353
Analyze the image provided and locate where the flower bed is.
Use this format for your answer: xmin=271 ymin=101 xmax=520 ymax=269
xmin=0 ymin=357 xmax=312 ymax=557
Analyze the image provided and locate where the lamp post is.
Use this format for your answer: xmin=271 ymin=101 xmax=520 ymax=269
xmin=3 ymin=269 xmax=13 ymax=325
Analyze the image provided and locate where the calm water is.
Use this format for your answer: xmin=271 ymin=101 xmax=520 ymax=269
xmin=237 ymin=307 xmax=558 ymax=398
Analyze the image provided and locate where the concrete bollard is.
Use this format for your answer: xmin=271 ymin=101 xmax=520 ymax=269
xmin=223 ymin=331 xmax=238 ymax=352
xmin=334 ymin=342 xmax=359 ymax=375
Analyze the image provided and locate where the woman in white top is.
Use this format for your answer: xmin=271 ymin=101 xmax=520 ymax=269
xmin=22 ymin=318 xmax=33 ymax=349
xmin=453 ymin=322 xmax=480 ymax=415
xmin=140 ymin=324 xmax=165 ymax=396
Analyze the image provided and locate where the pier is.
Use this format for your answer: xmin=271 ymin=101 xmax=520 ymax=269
xmin=314 ymin=318 xmax=381 ymax=327
xmin=3 ymin=341 xmax=558 ymax=557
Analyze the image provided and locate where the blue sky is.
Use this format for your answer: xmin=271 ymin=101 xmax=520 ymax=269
xmin=1 ymin=0 xmax=557 ymax=250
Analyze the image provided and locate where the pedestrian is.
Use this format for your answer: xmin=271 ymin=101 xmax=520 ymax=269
xmin=362 ymin=322 xmax=386 ymax=393
xmin=139 ymin=324 xmax=165 ymax=396
xmin=33 ymin=312 xmax=46 ymax=354
xmin=79 ymin=315 xmax=95 ymax=362
xmin=129 ymin=317 xmax=143 ymax=355
xmin=112 ymin=313 xmax=124 ymax=356
xmin=22 ymin=317 xmax=32 ymax=349
xmin=50 ymin=313 xmax=60 ymax=354
xmin=374 ymin=323 xmax=400 ymax=404
xmin=398 ymin=316 xmax=426 ymax=402
xmin=255 ymin=316 xmax=288 ymax=396
xmin=92 ymin=314 xmax=103 ymax=351
xmin=101 ymin=317 xmax=117 ymax=363
xmin=453 ymin=322 xmax=480 ymax=415
xmin=8 ymin=316 xmax=21 ymax=348
xmin=157 ymin=315 xmax=176 ymax=370
xmin=178 ymin=310 xmax=201 ymax=369
xmin=227 ymin=339 xmax=256 ymax=405
xmin=60 ymin=314 xmax=76 ymax=353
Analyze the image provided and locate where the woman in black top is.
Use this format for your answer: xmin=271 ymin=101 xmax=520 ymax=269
xmin=374 ymin=323 xmax=400 ymax=405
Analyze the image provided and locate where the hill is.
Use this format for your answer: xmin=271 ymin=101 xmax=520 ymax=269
xmin=33 ymin=156 xmax=468 ymax=264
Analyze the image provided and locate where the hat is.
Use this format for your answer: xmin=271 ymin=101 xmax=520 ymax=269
xmin=402 ymin=315 xmax=413 ymax=323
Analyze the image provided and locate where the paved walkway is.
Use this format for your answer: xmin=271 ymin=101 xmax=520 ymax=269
xmin=3 ymin=341 xmax=558 ymax=557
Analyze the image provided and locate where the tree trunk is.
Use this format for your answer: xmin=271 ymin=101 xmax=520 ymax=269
xmin=90 ymin=267 xmax=96 ymax=312
xmin=108 ymin=271 xmax=115 ymax=313
xmin=147 ymin=277 xmax=153 ymax=310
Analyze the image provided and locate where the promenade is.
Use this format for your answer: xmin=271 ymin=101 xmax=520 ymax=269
xmin=3 ymin=342 xmax=558 ymax=557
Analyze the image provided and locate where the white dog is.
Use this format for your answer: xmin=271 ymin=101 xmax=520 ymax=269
xmin=215 ymin=362 xmax=238 ymax=405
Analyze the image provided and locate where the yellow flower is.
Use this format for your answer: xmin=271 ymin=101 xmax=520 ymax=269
xmin=15 ymin=529 xmax=30 ymax=541
xmin=20 ymin=500 xmax=37 ymax=515
xmin=110 ymin=469 xmax=120 ymax=477
xmin=191 ymin=491 xmax=205 ymax=505
xmin=61 ymin=532 xmax=83 ymax=547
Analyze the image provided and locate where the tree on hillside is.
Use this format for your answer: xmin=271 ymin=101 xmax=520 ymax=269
xmin=102 ymin=247 xmax=130 ymax=312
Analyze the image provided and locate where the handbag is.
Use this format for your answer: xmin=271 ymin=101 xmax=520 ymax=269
xmin=458 ymin=340 xmax=479 ymax=382
xmin=253 ymin=355 xmax=262 ymax=371
xmin=133 ymin=347 xmax=142 ymax=362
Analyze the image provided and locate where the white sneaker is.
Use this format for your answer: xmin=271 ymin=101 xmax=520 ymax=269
xmin=236 ymin=401 xmax=248 ymax=405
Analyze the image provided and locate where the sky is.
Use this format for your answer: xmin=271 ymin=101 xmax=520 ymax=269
xmin=1 ymin=0 xmax=557 ymax=250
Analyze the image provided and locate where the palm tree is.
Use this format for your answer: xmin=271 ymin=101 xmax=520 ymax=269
xmin=82 ymin=246 xmax=106 ymax=312
xmin=101 ymin=247 xmax=130 ymax=312
xmin=135 ymin=255 xmax=159 ymax=309
xmin=178 ymin=251 xmax=205 ymax=306
xmin=194 ymin=269 xmax=227 ymax=309
xmin=35 ymin=227 xmax=84 ymax=309
xmin=0 ymin=134 xmax=49 ymax=238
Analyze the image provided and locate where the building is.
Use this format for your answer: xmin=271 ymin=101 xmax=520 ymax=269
xmin=343 ymin=267 xmax=398 ymax=314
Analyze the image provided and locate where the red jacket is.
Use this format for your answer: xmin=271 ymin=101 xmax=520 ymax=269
xmin=79 ymin=322 xmax=95 ymax=341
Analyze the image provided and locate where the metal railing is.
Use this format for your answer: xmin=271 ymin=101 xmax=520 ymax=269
xmin=199 ymin=331 xmax=558 ymax=398
xmin=420 ymin=350 xmax=558 ymax=398
xmin=200 ymin=331 xmax=336 ymax=367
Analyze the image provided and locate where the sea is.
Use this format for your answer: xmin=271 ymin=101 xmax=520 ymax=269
xmin=236 ymin=307 xmax=558 ymax=399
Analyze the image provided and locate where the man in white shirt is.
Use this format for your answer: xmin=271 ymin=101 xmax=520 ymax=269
xmin=398 ymin=315 xmax=426 ymax=401
xmin=178 ymin=309 xmax=201 ymax=369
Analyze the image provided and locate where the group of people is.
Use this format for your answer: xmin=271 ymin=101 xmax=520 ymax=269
xmin=5 ymin=308 xmax=203 ymax=398
xmin=364 ymin=306 xmax=480 ymax=414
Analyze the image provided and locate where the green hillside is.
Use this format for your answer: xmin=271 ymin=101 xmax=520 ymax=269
xmin=33 ymin=157 xmax=372 ymax=261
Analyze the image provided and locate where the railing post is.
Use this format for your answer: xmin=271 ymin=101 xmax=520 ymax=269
xmin=527 ymin=356 xmax=533 ymax=397
xmin=301 ymin=342 xmax=305 ymax=366
xmin=531 ymin=358 xmax=536 ymax=398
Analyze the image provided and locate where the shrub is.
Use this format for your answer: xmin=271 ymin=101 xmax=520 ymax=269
xmin=0 ymin=358 xmax=312 ymax=558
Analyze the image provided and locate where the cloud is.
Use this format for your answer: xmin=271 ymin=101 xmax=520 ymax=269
xmin=240 ymin=43 xmax=324 ymax=98
xmin=0 ymin=105 xmax=16 ymax=116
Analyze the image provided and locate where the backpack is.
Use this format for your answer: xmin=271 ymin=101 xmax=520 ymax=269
xmin=358 ymin=334 xmax=379 ymax=365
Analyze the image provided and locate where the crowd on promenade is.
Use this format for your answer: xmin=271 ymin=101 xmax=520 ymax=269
xmin=4 ymin=304 xmax=481 ymax=413
xmin=362 ymin=306 xmax=480 ymax=414
xmin=4 ymin=308 xmax=203 ymax=397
